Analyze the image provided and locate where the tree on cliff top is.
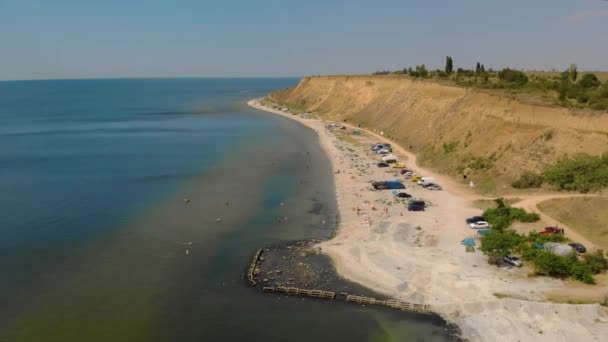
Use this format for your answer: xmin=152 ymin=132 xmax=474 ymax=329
xmin=445 ymin=56 xmax=454 ymax=75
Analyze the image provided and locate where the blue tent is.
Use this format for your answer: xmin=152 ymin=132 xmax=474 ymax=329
xmin=461 ymin=238 xmax=476 ymax=247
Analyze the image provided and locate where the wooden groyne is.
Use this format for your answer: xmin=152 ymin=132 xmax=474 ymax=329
xmin=262 ymin=286 xmax=430 ymax=313
xmin=263 ymin=286 xmax=336 ymax=299
xmin=247 ymin=246 xmax=430 ymax=314
xmin=247 ymin=249 xmax=263 ymax=286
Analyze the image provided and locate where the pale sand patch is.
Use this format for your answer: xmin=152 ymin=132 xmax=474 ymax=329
xmin=248 ymin=99 xmax=608 ymax=342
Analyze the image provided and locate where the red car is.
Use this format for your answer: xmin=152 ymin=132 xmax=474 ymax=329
xmin=539 ymin=227 xmax=564 ymax=235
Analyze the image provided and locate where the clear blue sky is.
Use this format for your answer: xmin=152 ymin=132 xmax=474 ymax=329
xmin=1 ymin=0 xmax=607 ymax=80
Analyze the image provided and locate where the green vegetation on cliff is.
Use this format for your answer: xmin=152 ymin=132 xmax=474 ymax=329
xmin=375 ymin=59 xmax=608 ymax=110
xmin=512 ymin=153 xmax=608 ymax=192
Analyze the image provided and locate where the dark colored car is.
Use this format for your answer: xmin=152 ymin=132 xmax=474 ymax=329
xmin=373 ymin=181 xmax=406 ymax=190
xmin=396 ymin=192 xmax=412 ymax=198
xmin=377 ymin=162 xmax=389 ymax=168
xmin=408 ymin=200 xmax=426 ymax=211
xmin=568 ymin=243 xmax=587 ymax=254
xmin=465 ymin=216 xmax=485 ymax=224
xmin=400 ymin=169 xmax=414 ymax=175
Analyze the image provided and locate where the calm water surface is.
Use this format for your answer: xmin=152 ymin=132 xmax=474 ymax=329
xmin=0 ymin=78 xmax=452 ymax=341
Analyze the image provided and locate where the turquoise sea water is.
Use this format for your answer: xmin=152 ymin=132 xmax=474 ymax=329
xmin=0 ymin=78 xmax=452 ymax=341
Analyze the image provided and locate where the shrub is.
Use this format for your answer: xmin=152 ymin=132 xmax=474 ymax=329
xmin=480 ymin=230 xmax=523 ymax=257
xmin=479 ymin=230 xmax=603 ymax=284
xmin=533 ymin=251 xmax=575 ymax=278
xmin=570 ymin=263 xmax=595 ymax=284
xmin=543 ymin=153 xmax=608 ymax=192
xmin=498 ymin=68 xmax=529 ymax=86
xmin=482 ymin=198 xmax=540 ymax=230
xmin=519 ymin=243 xmax=539 ymax=261
xmin=512 ymin=172 xmax=544 ymax=189
xmin=487 ymin=254 xmax=503 ymax=265
xmin=510 ymin=207 xmax=540 ymax=222
xmin=442 ymin=141 xmax=459 ymax=153
xmin=468 ymin=155 xmax=494 ymax=171
xmin=578 ymin=73 xmax=601 ymax=89
xmin=583 ymin=250 xmax=608 ymax=274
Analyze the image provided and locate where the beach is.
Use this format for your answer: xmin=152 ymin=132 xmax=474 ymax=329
xmin=249 ymin=99 xmax=608 ymax=342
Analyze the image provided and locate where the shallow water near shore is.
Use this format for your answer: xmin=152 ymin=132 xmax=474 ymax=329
xmin=0 ymin=78 xmax=453 ymax=341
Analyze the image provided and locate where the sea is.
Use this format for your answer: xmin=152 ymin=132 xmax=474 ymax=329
xmin=0 ymin=78 xmax=453 ymax=341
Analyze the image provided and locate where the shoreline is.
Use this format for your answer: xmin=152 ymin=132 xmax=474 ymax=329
xmin=248 ymin=99 xmax=608 ymax=342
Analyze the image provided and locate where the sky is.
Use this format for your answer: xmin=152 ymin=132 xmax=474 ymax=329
xmin=0 ymin=0 xmax=607 ymax=80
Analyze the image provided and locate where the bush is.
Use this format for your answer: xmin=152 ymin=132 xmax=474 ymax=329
xmin=512 ymin=172 xmax=544 ymax=189
xmin=480 ymin=230 xmax=523 ymax=257
xmin=543 ymin=153 xmax=608 ymax=192
xmin=482 ymin=198 xmax=540 ymax=230
xmin=442 ymin=141 xmax=459 ymax=153
xmin=487 ymin=254 xmax=503 ymax=265
xmin=583 ymin=250 xmax=608 ymax=274
xmin=479 ymin=230 xmax=603 ymax=284
xmin=468 ymin=155 xmax=494 ymax=171
xmin=510 ymin=207 xmax=540 ymax=222
xmin=571 ymin=263 xmax=595 ymax=284
xmin=498 ymin=68 xmax=529 ymax=86
xmin=533 ymin=251 xmax=575 ymax=278
xmin=519 ymin=243 xmax=539 ymax=261
xmin=578 ymin=73 xmax=601 ymax=89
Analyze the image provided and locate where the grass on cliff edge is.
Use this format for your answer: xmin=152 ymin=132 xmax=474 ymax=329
xmin=537 ymin=197 xmax=608 ymax=250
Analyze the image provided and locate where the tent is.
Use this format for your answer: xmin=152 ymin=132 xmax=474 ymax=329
xmin=461 ymin=238 xmax=476 ymax=247
xmin=543 ymin=242 xmax=574 ymax=256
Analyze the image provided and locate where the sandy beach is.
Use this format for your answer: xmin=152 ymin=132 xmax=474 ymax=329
xmin=249 ymin=99 xmax=608 ymax=341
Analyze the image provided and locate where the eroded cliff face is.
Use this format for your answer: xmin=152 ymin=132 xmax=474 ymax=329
xmin=269 ymin=76 xmax=608 ymax=192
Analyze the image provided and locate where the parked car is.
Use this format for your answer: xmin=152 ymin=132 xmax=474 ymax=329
xmin=418 ymin=177 xmax=436 ymax=186
xmin=466 ymin=216 xmax=486 ymax=224
xmin=408 ymin=200 xmax=426 ymax=211
xmin=568 ymin=243 xmax=587 ymax=254
xmin=378 ymin=149 xmax=391 ymax=154
xmin=377 ymin=162 xmax=390 ymax=168
xmin=381 ymin=154 xmax=398 ymax=162
xmin=371 ymin=143 xmax=392 ymax=152
xmin=392 ymin=162 xmax=406 ymax=168
xmin=402 ymin=171 xmax=415 ymax=179
xmin=539 ymin=227 xmax=564 ymax=235
xmin=400 ymin=169 xmax=414 ymax=175
xmin=426 ymin=183 xmax=443 ymax=190
xmin=395 ymin=192 xmax=412 ymax=198
xmin=411 ymin=175 xmax=422 ymax=182
xmin=503 ymin=254 xmax=523 ymax=267
xmin=372 ymin=181 xmax=405 ymax=190
xmin=469 ymin=221 xmax=490 ymax=229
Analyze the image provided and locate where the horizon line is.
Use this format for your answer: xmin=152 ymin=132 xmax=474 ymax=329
xmin=0 ymin=75 xmax=303 ymax=83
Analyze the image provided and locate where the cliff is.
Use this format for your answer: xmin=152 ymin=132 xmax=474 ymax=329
xmin=269 ymin=76 xmax=608 ymax=193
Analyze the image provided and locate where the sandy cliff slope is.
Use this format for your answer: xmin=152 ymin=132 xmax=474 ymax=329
xmin=270 ymin=76 xmax=608 ymax=192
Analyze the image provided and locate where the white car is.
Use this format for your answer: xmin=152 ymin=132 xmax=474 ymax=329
xmin=469 ymin=221 xmax=490 ymax=229
xmin=503 ymin=254 xmax=523 ymax=267
xmin=426 ymin=184 xmax=443 ymax=190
